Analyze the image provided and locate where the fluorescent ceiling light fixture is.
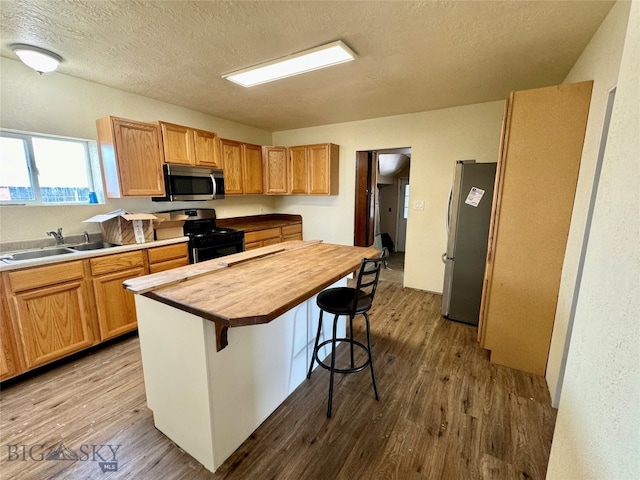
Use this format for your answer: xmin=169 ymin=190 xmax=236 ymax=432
xmin=11 ymin=44 xmax=62 ymax=74
xmin=223 ymin=40 xmax=356 ymax=87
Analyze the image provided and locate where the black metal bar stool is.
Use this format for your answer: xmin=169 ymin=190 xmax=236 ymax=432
xmin=307 ymin=249 xmax=387 ymax=417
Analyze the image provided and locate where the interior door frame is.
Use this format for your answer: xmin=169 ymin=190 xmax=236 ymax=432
xmin=395 ymin=177 xmax=409 ymax=252
xmin=354 ymin=151 xmax=376 ymax=246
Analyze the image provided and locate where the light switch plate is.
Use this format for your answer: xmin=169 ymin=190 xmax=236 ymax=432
xmin=414 ymin=200 xmax=425 ymax=210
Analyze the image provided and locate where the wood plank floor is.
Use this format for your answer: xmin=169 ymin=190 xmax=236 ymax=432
xmin=0 ymin=256 xmax=556 ymax=479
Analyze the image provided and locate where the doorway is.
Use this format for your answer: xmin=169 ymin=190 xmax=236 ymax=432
xmin=354 ymin=147 xmax=411 ymax=278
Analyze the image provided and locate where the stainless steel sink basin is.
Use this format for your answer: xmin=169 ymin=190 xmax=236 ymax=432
xmin=3 ymin=247 xmax=76 ymax=261
xmin=69 ymin=242 xmax=116 ymax=251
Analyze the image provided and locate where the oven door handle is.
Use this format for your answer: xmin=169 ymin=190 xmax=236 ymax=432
xmin=210 ymin=174 xmax=217 ymax=199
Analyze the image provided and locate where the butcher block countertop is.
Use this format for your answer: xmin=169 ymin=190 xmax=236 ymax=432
xmin=216 ymin=213 xmax=301 ymax=232
xmin=124 ymin=241 xmax=379 ymax=350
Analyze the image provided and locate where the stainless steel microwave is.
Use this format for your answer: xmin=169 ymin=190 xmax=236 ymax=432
xmin=152 ymin=165 xmax=225 ymax=202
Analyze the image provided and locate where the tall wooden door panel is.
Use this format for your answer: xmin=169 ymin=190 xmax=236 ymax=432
xmin=354 ymin=151 xmax=375 ymax=247
xmin=93 ymin=267 xmax=145 ymax=341
xmin=479 ymin=81 xmax=593 ymax=376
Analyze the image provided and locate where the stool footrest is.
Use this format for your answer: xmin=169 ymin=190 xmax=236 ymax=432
xmin=314 ymin=338 xmax=371 ymax=374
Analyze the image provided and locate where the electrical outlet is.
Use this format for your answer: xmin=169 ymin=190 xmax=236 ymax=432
xmin=414 ymin=200 xmax=425 ymax=211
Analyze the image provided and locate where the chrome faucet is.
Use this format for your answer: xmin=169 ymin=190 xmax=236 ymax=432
xmin=46 ymin=228 xmax=64 ymax=245
xmin=83 ymin=231 xmax=91 ymax=243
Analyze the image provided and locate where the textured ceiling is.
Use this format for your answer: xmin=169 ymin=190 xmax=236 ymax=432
xmin=0 ymin=0 xmax=614 ymax=132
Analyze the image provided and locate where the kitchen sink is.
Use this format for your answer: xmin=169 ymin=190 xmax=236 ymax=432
xmin=69 ymin=242 xmax=116 ymax=251
xmin=1 ymin=241 xmax=118 ymax=263
xmin=3 ymin=247 xmax=76 ymax=261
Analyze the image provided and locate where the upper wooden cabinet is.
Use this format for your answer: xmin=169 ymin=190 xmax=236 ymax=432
xmin=159 ymin=121 xmax=221 ymax=168
xmin=96 ymin=116 xmax=166 ymax=198
xmin=263 ymin=143 xmax=339 ymax=195
xmin=288 ymin=146 xmax=307 ymax=194
xmin=288 ymin=143 xmax=339 ymax=195
xmin=194 ymin=130 xmax=220 ymax=168
xmin=219 ymin=138 xmax=243 ymax=194
xmin=263 ymin=146 xmax=288 ymax=194
xmin=243 ymin=143 xmax=264 ymax=194
xmin=307 ymin=143 xmax=339 ymax=195
xmin=219 ymin=138 xmax=263 ymax=195
xmin=478 ymin=81 xmax=593 ymax=376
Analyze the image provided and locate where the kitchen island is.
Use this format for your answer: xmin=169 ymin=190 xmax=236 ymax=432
xmin=124 ymin=241 xmax=379 ymax=473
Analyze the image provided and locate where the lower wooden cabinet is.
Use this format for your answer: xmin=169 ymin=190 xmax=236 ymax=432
xmin=1 ymin=275 xmax=23 ymax=380
xmin=0 ymin=326 xmax=18 ymax=380
xmin=0 ymin=241 xmax=189 ymax=380
xmin=5 ymin=261 xmax=96 ymax=371
xmin=245 ymin=227 xmax=282 ymax=250
xmin=148 ymin=243 xmax=189 ymax=273
xmin=282 ymin=223 xmax=303 ymax=242
xmin=244 ymin=223 xmax=303 ymax=250
xmin=90 ymin=251 xmax=146 ymax=341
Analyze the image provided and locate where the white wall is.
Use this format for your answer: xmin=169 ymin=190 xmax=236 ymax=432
xmin=273 ymin=101 xmax=504 ymax=292
xmin=546 ymin=0 xmax=631 ymax=405
xmin=546 ymin=1 xmax=640 ymax=478
xmin=0 ymin=57 xmax=276 ymax=243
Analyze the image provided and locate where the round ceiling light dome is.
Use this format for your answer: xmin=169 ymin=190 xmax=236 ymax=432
xmin=10 ymin=44 xmax=62 ymax=74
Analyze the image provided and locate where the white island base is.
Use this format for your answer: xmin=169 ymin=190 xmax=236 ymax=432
xmin=134 ymin=278 xmax=346 ymax=473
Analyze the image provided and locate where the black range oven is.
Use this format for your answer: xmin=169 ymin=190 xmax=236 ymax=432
xmin=161 ymin=208 xmax=244 ymax=263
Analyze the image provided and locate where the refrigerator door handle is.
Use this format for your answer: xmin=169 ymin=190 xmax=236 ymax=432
xmin=446 ymin=184 xmax=453 ymax=235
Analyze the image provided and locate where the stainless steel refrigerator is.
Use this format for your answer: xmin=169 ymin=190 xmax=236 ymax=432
xmin=441 ymin=160 xmax=496 ymax=325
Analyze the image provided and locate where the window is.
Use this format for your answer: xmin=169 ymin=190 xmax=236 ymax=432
xmin=0 ymin=130 xmax=101 ymax=204
xmin=403 ymin=183 xmax=410 ymax=219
